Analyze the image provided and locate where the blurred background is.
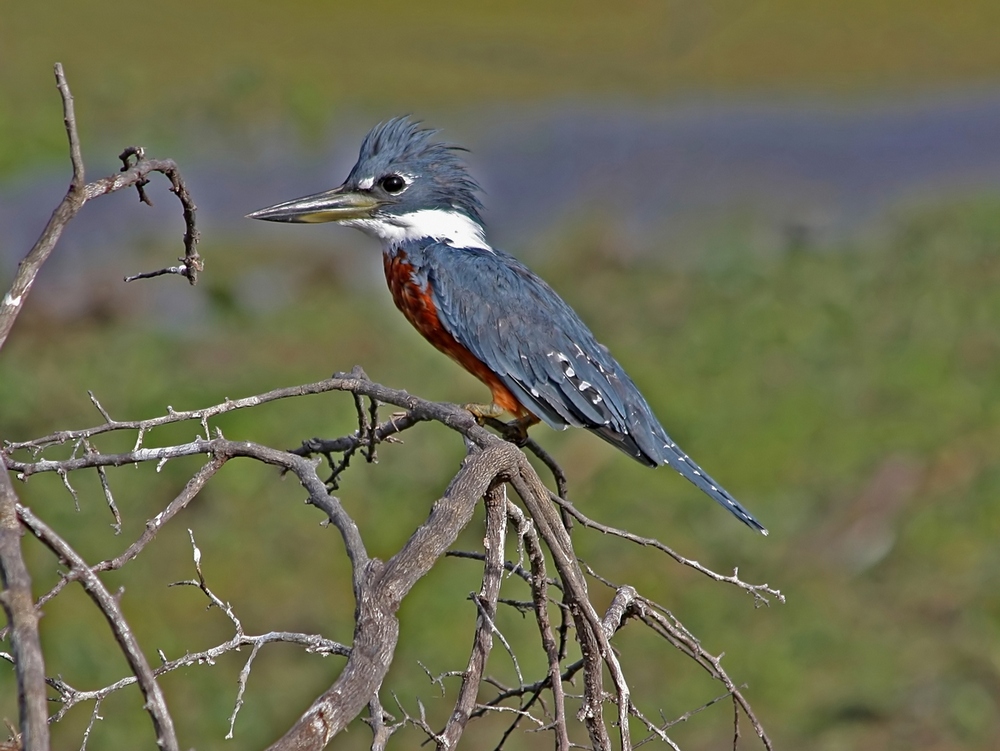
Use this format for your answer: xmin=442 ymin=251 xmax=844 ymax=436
xmin=2 ymin=1 xmax=1000 ymax=749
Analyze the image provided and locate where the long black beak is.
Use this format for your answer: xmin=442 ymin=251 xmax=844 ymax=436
xmin=246 ymin=185 xmax=380 ymax=223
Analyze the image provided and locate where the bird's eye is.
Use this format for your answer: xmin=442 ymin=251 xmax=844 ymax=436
xmin=379 ymin=174 xmax=406 ymax=194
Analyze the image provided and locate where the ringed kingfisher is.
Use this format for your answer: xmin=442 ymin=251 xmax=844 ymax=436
xmin=248 ymin=117 xmax=766 ymax=534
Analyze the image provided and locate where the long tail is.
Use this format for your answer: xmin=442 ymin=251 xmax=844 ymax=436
xmin=659 ymin=437 xmax=768 ymax=535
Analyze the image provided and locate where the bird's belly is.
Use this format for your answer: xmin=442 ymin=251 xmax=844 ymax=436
xmin=383 ymin=251 xmax=529 ymax=418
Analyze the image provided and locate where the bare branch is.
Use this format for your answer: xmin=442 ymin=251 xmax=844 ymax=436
xmin=264 ymin=441 xmax=521 ymax=751
xmin=0 ymin=467 xmax=49 ymax=751
xmin=48 ymin=628 xmax=349 ymax=724
xmin=295 ymin=409 xmax=420 ymax=461
xmin=366 ymin=696 xmax=401 ymax=751
xmin=439 ymin=482 xmax=508 ymax=748
xmin=87 ymin=390 xmax=114 ymax=423
xmin=507 ymin=456 xmax=630 ymax=750
xmin=518 ymin=498 xmax=571 ymax=749
xmin=601 ymin=585 xmax=638 ymax=639
xmin=113 ymin=145 xmax=202 ymax=285
xmin=123 ymin=265 xmax=192 ymax=283
xmin=635 ymin=598 xmax=773 ymax=750
xmin=4 ymin=373 xmax=777 ymax=750
xmin=520 ymin=434 xmax=569 ymax=500
xmin=15 ymin=505 xmax=180 ymax=751
xmin=93 ymin=463 xmax=121 ymax=532
xmin=56 ymin=467 xmax=79 ymax=510
xmin=45 ymin=531 xmax=348 ymax=730
xmin=58 ymin=67 xmax=85 ymax=186
xmin=4 ymin=375 xmax=472 ymax=458
xmin=0 ymin=64 xmax=203 ymax=354
xmin=79 ymin=698 xmax=104 ymax=751
xmin=552 ymin=493 xmax=784 ymax=605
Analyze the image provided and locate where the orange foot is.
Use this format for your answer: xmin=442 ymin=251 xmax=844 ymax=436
xmin=463 ymin=402 xmax=506 ymax=423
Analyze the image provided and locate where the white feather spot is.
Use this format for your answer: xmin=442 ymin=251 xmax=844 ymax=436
xmin=358 ymin=176 xmax=375 ymax=190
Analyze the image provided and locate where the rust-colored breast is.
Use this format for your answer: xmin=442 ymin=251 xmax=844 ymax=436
xmin=383 ymin=251 xmax=529 ymax=418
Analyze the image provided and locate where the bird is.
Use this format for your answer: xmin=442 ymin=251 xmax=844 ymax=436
xmin=248 ymin=117 xmax=766 ymax=534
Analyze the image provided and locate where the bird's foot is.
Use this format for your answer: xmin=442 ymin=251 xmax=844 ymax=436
xmin=463 ymin=404 xmax=538 ymax=447
xmin=463 ymin=402 xmax=506 ymax=423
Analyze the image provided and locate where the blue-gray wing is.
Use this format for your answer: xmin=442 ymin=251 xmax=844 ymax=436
xmin=422 ymin=242 xmax=767 ymax=533
xmin=425 ymin=243 xmax=665 ymax=463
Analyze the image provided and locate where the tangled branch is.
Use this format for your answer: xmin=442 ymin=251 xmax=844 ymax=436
xmin=0 ymin=63 xmax=204 ymax=751
xmin=4 ymin=374 xmax=779 ymax=750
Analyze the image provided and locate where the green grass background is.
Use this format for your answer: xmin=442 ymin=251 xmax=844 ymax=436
xmin=3 ymin=2 xmax=1000 ymax=749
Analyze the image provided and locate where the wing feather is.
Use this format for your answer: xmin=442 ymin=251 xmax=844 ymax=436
xmin=427 ymin=244 xmax=626 ymax=431
xmin=418 ymin=241 xmax=766 ymax=533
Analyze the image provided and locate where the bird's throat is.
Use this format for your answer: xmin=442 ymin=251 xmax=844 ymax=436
xmin=344 ymin=209 xmax=492 ymax=251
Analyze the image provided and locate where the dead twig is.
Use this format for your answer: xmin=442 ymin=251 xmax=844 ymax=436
xmin=552 ymin=492 xmax=784 ymax=605
xmin=0 ymin=63 xmax=202 ymax=354
xmin=438 ymin=482 xmax=508 ymax=748
xmin=0 ymin=467 xmax=49 ymax=751
xmin=16 ymin=505 xmax=180 ymax=751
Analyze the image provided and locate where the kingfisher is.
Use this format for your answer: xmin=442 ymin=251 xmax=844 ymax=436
xmin=248 ymin=117 xmax=766 ymax=534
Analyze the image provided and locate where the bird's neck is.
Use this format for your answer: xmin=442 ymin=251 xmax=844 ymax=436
xmin=342 ymin=209 xmax=492 ymax=253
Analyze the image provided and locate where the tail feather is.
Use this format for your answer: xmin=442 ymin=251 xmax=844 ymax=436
xmin=659 ymin=438 xmax=767 ymax=534
xmin=580 ymin=371 xmax=766 ymax=533
xmin=592 ymin=421 xmax=768 ymax=534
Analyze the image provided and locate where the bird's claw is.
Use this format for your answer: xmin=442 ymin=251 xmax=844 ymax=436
xmin=462 ymin=403 xmax=531 ymax=445
xmin=463 ymin=402 xmax=505 ymax=424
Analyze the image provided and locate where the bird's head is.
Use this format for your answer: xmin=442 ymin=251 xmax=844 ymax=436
xmin=247 ymin=117 xmax=488 ymax=248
